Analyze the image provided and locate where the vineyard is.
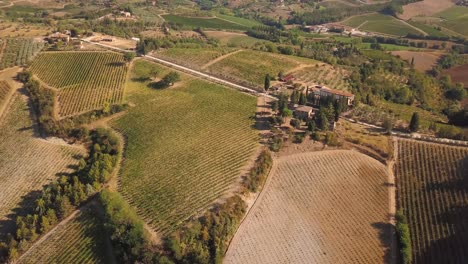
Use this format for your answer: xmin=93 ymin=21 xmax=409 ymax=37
xmin=395 ymin=139 xmax=468 ymax=264
xmin=292 ymin=64 xmax=350 ymax=91
xmin=0 ymin=95 xmax=85 ymax=237
xmin=29 ymin=51 xmax=127 ymax=117
xmin=205 ymin=50 xmax=310 ymax=89
xmin=156 ymin=47 xmax=238 ymax=69
xmin=225 ymin=150 xmax=390 ymax=264
xmin=111 ymin=60 xmax=259 ymax=236
xmin=17 ymin=205 xmax=112 ymax=264
xmin=0 ymin=81 xmax=12 ymax=110
xmin=0 ymin=38 xmax=43 ymax=70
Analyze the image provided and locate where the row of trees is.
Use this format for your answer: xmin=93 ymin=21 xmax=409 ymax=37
xmin=0 ymin=128 xmax=121 ymax=261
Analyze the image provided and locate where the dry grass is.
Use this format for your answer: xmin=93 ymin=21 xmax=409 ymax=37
xmin=225 ymin=150 xmax=391 ymax=264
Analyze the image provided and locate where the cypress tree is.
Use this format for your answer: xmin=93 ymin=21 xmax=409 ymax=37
xmin=409 ymin=112 xmax=420 ymax=132
xmin=264 ymin=74 xmax=270 ymax=91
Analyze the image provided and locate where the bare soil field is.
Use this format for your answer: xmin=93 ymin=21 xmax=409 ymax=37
xmin=0 ymin=95 xmax=85 ymax=238
xmin=225 ymin=150 xmax=391 ymax=264
xmin=443 ymin=64 xmax=468 ymax=87
xmin=391 ymin=50 xmax=443 ymax=72
xmin=399 ymin=0 xmax=455 ymax=20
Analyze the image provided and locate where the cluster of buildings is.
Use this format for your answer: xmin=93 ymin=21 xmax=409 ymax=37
xmin=304 ymin=24 xmax=370 ymax=37
xmin=45 ymin=30 xmax=83 ymax=49
xmin=291 ymin=85 xmax=355 ymax=122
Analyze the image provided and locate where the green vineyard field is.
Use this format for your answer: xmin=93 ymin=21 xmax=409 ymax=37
xmin=17 ymin=205 xmax=112 ymax=264
xmin=395 ymin=139 xmax=468 ymax=264
xmin=0 ymin=38 xmax=43 ymax=70
xmin=29 ymin=51 xmax=127 ymax=117
xmin=112 ymin=60 xmax=259 ymax=236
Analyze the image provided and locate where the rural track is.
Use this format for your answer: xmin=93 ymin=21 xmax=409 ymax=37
xmin=342 ymin=117 xmax=468 ymax=147
xmin=81 ymin=40 xmax=277 ymax=100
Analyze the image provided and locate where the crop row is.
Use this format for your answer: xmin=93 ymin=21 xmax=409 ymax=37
xmin=0 ymin=38 xmax=43 ymax=70
xmin=396 ymin=139 xmax=468 ymax=264
xmin=29 ymin=52 xmax=127 ymax=117
xmin=225 ymin=150 xmax=389 ymax=264
xmin=0 ymin=96 xmax=84 ymax=234
xmin=0 ymin=80 xmax=12 ymax=107
xmin=294 ymin=65 xmax=350 ymax=90
xmin=114 ymin=70 xmax=259 ymax=237
xmin=18 ymin=207 xmax=109 ymax=264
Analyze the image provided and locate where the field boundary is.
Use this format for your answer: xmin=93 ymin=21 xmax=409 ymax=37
xmin=343 ymin=117 xmax=468 ymax=146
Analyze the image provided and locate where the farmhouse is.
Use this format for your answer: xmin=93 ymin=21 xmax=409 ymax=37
xmin=294 ymin=105 xmax=315 ymax=120
xmin=304 ymin=25 xmax=329 ymax=33
xmin=311 ymin=85 xmax=355 ymax=106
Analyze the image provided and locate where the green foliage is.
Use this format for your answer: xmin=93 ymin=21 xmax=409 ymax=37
xmin=162 ymin=71 xmax=181 ymax=87
xmin=396 ymin=210 xmax=412 ymax=264
xmin=165 ymin=196 xmax=247 ymax=264
xmin=409 ymin=112 xmax=420 ymax=132
xmin=99 ymin=190 xmax=151 ymax=263
xmin=124 ymin=52 xmax=135 ymax=62
xmin=244 ymin=150 xmax=273 ymax=192
xmin=264 ymin=74 xmax=270 ymax=91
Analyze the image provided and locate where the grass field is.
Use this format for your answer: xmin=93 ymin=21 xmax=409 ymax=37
xmin=161 ymin=14 xmax=248 ymax=31
xmin=156 ymin=47 xmax=238 ymax=69
xmin=216 ymin=14 xmax=262 ymax=27
xmin=204 ymin=31 xmax=270 ymax=48
xmin=343 ymin=14 xmax=423 ymax=36
xmin=225 ymin=150 xmax=390 ymax=263
xmin=436 ymin=6 xmax=468 ymax=36
xmin=407 ymin=21 xmax=449 ymax=38
xmin=112 ymin=60 xmax=259 ymax=236
xmin=395 ymin=139 xmax=468 ymax=264
xmin=0 ymin=95 xmax=84 ymax=238
xmin=17 ymin=205 xmax=112 ymax=264
xmin=29 ymin=51 xmax=127 ymax=117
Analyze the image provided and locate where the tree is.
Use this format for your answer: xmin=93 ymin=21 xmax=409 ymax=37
xmin=315 ymin=109 xmax=329 ymax=131
xmin=281 ymin=108 xmax=293 ymax=119
xmin=410 ymin=57 xmax=414 ymax=67
xmin=264 ymin=74 xmax=270 ymax=91
xmin=123 ymin=52 xmax=135 ymax=63
xmin=409 ymin=112 xmax=420 ymax=132
xmin=271 ymin=101 xmax=279 ymax=112
xmin=17 ymin=71 xmax=32 ymax=83
xmin=162 ymin=72 xmax=180 ymax=87
xmin=382 ymin=117 xmax=394 ymax=134
xmin=299 ymin=92 xmax=307 ymax=105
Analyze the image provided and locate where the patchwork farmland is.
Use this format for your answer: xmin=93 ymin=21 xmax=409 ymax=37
xmin=29 ymin=51 xmax=127 ymax=117
xmin=395 ymin=139 xmax=468 ymax=264
xmin=0 ymin=95 xmax=85 ymax=237
xmin=225 ymin=150 xmax=391 ymax=264
xmin=111 ymin=60 xmax=259 ymax=236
